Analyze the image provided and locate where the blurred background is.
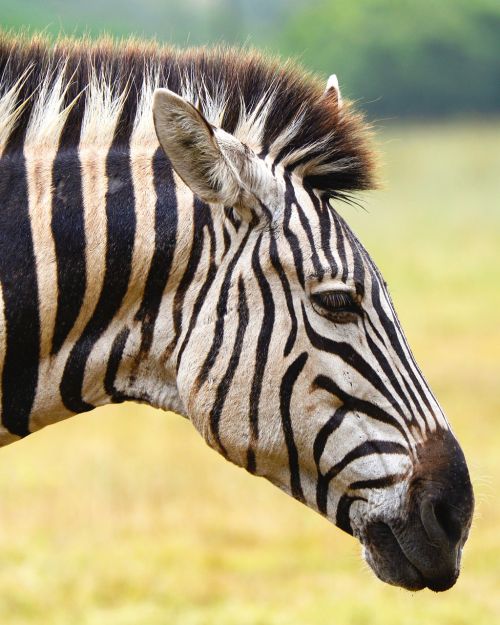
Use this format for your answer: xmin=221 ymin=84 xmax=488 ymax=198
xmin=0 ymin=1 xmax=499 ymax=624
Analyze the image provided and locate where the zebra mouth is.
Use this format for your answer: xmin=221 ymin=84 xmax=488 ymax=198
xmin=362 ymin=521 xmax=427 ymax=591
xmin=362 ymin=520 xmax=461 ymax=592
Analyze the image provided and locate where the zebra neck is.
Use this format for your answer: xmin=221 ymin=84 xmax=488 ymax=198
xmin=0 ymin=143 xmax=186 ymax=446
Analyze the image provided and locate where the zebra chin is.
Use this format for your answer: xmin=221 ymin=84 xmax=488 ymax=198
xmin=361 ymin=521 xmax=458 ymax=592
xmin=362 ymin=523 xmax=429 ymax=591
xmin=357 ymin=429 xmax=474 ymax=592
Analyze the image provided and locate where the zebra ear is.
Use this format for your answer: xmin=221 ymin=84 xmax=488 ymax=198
xmin=325 ymin=74 xmax=343 ymax=109
xmin=153 ymin=88 xmax=251 ymax=207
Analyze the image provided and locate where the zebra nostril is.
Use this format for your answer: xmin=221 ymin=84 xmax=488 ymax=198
xmin=433 ymin=499 xmax=463 ymax=545
xmin=420 ymin=497 xmax=462 ymax=547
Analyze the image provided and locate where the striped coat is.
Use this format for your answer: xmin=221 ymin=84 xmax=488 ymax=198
xmin=0 ymin=33 xmax=473 ymax=592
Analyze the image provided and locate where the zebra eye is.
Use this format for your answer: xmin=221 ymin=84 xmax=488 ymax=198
xmin=311 ymin=290 xmax=360 ymax=321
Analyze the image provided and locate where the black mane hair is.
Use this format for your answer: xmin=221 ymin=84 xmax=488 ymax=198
xmin=0 ymin=31 xmax=376 ymax=198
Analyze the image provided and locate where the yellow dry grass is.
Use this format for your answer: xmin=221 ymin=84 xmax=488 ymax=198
xmin=0 ymin=120 xmax=498 ymax=624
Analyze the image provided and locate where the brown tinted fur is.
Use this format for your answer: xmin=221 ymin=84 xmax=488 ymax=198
xmin=0 ymin=31 xmax=376 ymax=198
xmin=409 ymin=430 xmax=474 ymax=530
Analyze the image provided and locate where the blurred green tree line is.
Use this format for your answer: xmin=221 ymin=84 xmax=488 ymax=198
xmin=1 ymin=0 xmax=499 ymax=118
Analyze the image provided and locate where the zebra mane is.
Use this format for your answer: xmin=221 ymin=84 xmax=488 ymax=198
xmin=0 ymin=31 xmax=376 ymax=198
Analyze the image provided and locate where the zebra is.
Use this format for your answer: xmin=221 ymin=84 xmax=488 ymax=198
xmin=0 ymin=33 xmax=473 ymax=592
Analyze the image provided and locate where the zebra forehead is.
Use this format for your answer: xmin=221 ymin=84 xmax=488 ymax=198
xmin=0 ymin=31 xmax=376 ymax=198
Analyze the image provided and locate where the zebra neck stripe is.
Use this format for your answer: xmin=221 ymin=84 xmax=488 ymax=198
xmin=176 ymin=201 xmax=218 ymax=373
xmin=195 ymin=222 xmax=253 ymax=391
xmin=0 ymin=152 xmax=39 ymax=436
xmin=104 ymin=327 xmax=130 ymax=402
xmin=222 ymin=225 xmax=231 ymax=259
xmin=209 ymin=276 xmax=249 ymax=456
xmin=51 ymin=148 xmax=87 ymax=355
xmin=248 ymin=233 xmax=275 ymax=467
xmin=280 ymin=351 xmax=308 ymax=502
xmin=269 ymin=232 xmax=297 ymax=357
xmin=135 ymin=150 xmax=178 ymax=358
xmin=163 ymin=196 xmax=212 ymax=364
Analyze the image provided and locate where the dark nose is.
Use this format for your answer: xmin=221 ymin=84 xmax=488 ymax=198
xmin=393 ymin=430 xmax=474 ymax=591
xmin=414 ymin=494 xmax=467 ymax=591
xmin=420 ymin=495 xmax=464 ymax=549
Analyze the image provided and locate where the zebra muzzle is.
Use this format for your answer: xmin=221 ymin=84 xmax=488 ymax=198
xmin=363 ymin=429 xmax=474 ymax=592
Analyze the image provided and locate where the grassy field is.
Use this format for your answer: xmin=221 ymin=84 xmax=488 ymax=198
xmin=0 ymin=121 xmax=498 ymax=625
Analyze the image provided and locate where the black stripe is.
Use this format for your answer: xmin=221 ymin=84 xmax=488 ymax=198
xmin=308 ymin=190 xmax=338 ymax=277
xmin=294 ymin=199 xmax=323 ymax=279
xmin=224 ymin=205 xmax=241 ymax=232
xmin=209 ymin=276 xmax=249 ymax=454
xmin=195 ymin=221 xmax=254 ymax=390
xmin=164 ymin=197 xmax=212 ymax=363
xmin=364 ymin=311 xmax=387 ymax=347
xmin=60 ymin=147 xmax=136 ymax=413
xmin=324 ymin=439 xmax=408 ymax=483
xmin=329 ymin=208 xmax=348 ymax=282
xmin=349 ymin=474 xmax=406 ymax=491
xmin=313 ymin=406 xmax=348 ymax=467
xmin=313 ymin=374 xmax=409 ymax=440
xmin=247 ymin=233 xmax=275 ymax=470
xmin=222 ymin=224 xmax=231 ymax=259
xmin=51 ymin=148 xmax=87 ymax=354
xmin=269 ymin=231 xmax=297 ymax=357
xmin=327 ymin=203 xmax=366 ymax=296
xmin=104 ymin=327 xmax=130 ymax=401
xmin=332 ymin=208 xmax=365 ymax=293
xmin=314 ymin=406 xmax=348 ymax=513
xmin=279 ymin=351 xmax=308 ymax=502
xmin=336 ymin=494 xmax=366 ymax=535
xmin=176 ymin=201 xmax=217 ymax=371
xmin=283 ymin=175 xmax=305 ymax=288
xmin=246 ymin=448 xmax=257 ymax=474
xmin=135 ymin=150 xmax=178 ymax=357
xmin=348 ymin=227 xmax=366 ymax=295
xmin=256 ymin=198 xmax=273 ymax=223
xmin=0 ymin=153 xmax=40 ymax=436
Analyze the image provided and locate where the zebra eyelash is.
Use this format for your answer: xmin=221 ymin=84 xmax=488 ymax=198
xmin=311 ymin=290 xmax=360 ymax=319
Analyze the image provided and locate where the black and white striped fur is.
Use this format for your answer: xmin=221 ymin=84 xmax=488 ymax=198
xmin=0 ymin=34 xmax=473 ymax=592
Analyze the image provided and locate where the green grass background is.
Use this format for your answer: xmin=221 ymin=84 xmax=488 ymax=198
xmin=0 ymin=121 xmax=498 ymax=624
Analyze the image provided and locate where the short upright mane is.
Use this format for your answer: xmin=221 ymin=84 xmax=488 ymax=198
xmin=0 ymin=32 xmax=375 ymax=198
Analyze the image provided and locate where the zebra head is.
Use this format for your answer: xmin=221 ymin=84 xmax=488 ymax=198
xmin=152 ymin=82 xmax=474 ymax=592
